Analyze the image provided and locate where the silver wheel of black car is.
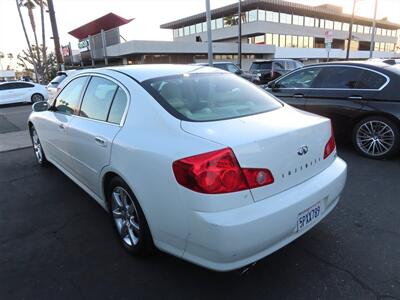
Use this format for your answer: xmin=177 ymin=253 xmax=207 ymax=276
xmin=353 ymin=117 xmax=399 ymax=159
xmin=30 ymin=126 xmax=48 ymax=166
xmin=31 ymin=93 xmax=44 ymax=103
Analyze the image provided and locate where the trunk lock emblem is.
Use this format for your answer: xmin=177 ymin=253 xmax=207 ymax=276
xmin=297 ymin=146 xmax=309 ymax=156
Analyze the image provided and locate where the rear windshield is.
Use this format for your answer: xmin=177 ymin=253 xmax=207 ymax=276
xmin=250 ymin=62 xmax=272 ymax=71
xmin=142 ymin=73 xmax=282 ymax=122
xmin=49 ymin=74 xmax=67 ymax=87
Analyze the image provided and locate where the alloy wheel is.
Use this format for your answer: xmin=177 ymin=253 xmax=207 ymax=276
xmin=31 ymin=129 xmax=43 ymax=164
xmin=356 ymin=120 xmax=395 ymax=157
xmin=111 ymin=186 xmax=141 ymax=247
xmin=31 ymin=94 xmax=44 ymax=103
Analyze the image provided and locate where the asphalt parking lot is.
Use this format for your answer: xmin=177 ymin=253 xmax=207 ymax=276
xmin=0 ymin=145 xmax=399 ymax=300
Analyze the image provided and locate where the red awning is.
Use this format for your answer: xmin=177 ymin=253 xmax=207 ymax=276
xmin=68 ymin=13 xmax=134 ymax=40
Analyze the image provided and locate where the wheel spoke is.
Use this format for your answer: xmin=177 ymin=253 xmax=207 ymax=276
xmin=127 ymin=225 xmax=138 ymax=245
xmin=112 ymin=191 xmax=123 ymax=208
xmin=112 ymin=208 xmax=123 ymax=219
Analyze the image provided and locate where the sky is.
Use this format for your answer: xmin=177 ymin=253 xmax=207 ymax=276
xmin=1 ymin=0 xmax=400 ymax=70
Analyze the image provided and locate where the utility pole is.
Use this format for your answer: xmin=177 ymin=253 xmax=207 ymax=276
xmin=238 ymin=0 xmax=242 ymax=68
xmin=47 ymin=0 xmax=64 ymax=70
xmin=369 ymin=0 xmax=378 ymax=58
xmin=346 ymin=0 xmax=357 ymax=60
xmin=205 ymin=0 xmax=213 ymax=66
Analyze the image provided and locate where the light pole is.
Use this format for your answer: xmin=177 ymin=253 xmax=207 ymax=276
xmin=238 ymin=0 xmax=242 ymax=68
xmin=205 ymin=0 xmax=213 ymax=66
xmin=369 ymin=0 xmax=378 ymax=59
xmin=346 ymin=0 xmax=357 ymax=60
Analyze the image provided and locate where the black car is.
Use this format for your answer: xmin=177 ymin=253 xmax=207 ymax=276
xmin=194 ymin=62 xmax=258 ymax=83
xmin=250 ymin=59 xmax=303 ymax=84
xmin=265 ymin=61 xmax=400 ymax=159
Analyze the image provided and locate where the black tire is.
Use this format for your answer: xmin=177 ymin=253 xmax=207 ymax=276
xmin=29 ymin=125 xmax=49 ymax=166
xmin=31 ymin=93 xmax=44 ymax=103
xmin=352 ymin=116 xmax=400 ymax=159
xmin=107 ymin=177 xmax=154 ymax=255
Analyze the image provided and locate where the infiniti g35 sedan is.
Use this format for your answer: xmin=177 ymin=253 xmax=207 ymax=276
xmin=28 ymin=65 xmax=347 ymax=271
xmin=266 ymin=61 xmax=400 ymax=159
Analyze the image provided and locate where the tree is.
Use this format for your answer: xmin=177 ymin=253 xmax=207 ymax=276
xmin=17 ymin=46 xmax=57 ymax=83
xmin=16 ymin=0 xmax=39 ymax=82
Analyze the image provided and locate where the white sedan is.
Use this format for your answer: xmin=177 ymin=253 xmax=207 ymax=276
xmin=28 ymin=65 xmax=347 ymax=271
xmin=0 ymin=81 xmax=48 ymax=105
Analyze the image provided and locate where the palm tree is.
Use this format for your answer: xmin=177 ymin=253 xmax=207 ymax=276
xmin=16 ymin=0 xmax=39 ymax=82
xmin=39 ymin=0 xmax=48 ymax=80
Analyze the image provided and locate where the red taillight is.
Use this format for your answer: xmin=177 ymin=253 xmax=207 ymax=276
xmin=324 ymin=123 xmax=336 ymax=159
xmin=172 ymin=148 xmax=274 ymax=194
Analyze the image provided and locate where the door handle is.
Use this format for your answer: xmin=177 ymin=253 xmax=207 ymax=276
xmin=293 ymin=94 xmax=304 ymax=98
xmin=348 ymin=96 xmax=363 ymax=100
xmin=94 ymin=136 xmax=106 ymax=147
xmin=58 ymin=123 xmax=65 ymax=129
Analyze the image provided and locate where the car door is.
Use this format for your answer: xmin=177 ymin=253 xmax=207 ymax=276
xmin=67 ymin=75 xmax=128 ymax=195
xmin=0 ymin=83 xmax=21 ymax=104
xmin=35 ymin=76 xmax=89 ymax=171
xmin=14 ymin=82 xmax=34 ymax=102
xmin=304 ymin=66 xmax=374 ymax=136
xmin=266 ymin=66 xmax=322 ymax=110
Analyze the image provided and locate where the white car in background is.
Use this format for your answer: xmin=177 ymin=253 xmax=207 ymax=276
xmin=0 ymin=81 xmax=48 ymax=105
xmin=28 ymin=65 xmax=347 ymax=271
xmin=46 ymin=70 xmax=77 ymax=102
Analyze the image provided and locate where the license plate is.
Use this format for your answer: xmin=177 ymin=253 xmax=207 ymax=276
xmin=297 ymin=202 xmax=321 ymax=232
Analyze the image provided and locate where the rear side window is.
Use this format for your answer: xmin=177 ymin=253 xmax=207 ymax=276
xmin=314 ymin=67 xmax=363 ymax=89
xmin=250 ymin=62 xmax=272 ymax=71
xmin=79 ymin=77 xmax=118 ymax=121
xmin=108 ymin=88 xmax=128 ymax=124
xmin=276 ymin=67 xmax=322 ymax=88
xmin=357 ymin=70 xmax=387 ymax=89
xmin=143 ymin=73 xmax=282 ymax=122
xmin=55 ymin=77 xmax=88 ymax=115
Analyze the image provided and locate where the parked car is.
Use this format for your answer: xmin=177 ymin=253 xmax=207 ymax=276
xmin=0 ymin=81 xmax=48 ymax=105
xmin=28 ymin=65 xmax=347 ymax=271
xmin=265 ymin=61 xmax=400 ymax=159
xmin=47 ymin=70 xmax=77 ymax=102
xmin=195 ymin=62 xmax=259 ymax=83
xmin=250 ymin=59 xmax=303 ymax=84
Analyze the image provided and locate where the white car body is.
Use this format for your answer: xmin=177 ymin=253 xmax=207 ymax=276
xmin=28 ymin=65 xmax=347 ymax=271
xmin=0 ymin=81 xmax=48 ymax=105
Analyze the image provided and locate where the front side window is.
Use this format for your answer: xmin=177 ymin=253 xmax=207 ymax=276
xmin=54 ymin=76 xmax=88 ymax=115
xmin=79 ymin=77 xmax=118 ymax=121
xmin=142 ymin=73 xmax=282 ymax=122
xmin=314 ymin=67 xmax=363 ymax=89
xmin=276 ymin=67 xmax=322 ymax=89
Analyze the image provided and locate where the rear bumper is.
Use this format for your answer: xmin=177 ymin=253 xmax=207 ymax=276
xmin=182 ymin=156 xmax=347 ymax=271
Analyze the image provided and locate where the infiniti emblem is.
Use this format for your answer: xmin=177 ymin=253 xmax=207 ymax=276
xmin=297 ymin=146 xmax=309 ymax=156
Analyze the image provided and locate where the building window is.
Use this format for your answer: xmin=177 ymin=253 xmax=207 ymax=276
xmin=178 ymin=28 xmax=184 ymax=37
xmin=266 ymin=11 xmax=279 ymax=22
xmin=211 ymin=19 xmax=216 ymax=30
xmin=356 ymin=25 xmax=364 ymax=34
xmin=196 ymin=23 xmax=202 ymax=33
xmin=216 ymin=18 xmax=223 ymax=29
xmin=202 ymin=22 xmax=207 ymax=32
xmin=325 ymin=20 xmax=333 ymax=29
xmin=255 ymin=35 xmax=265 ymax=44
xmin=279 ymin=35 xmax=286 ymax=47
xmin=303 ymin=36 xmax=309 ymax=48
xmin=364 ymin=26 xmax=370 ymax=34
xmin=319 ymin=19 xmax=325 ymax=28
xmin=258 ymin=10 xmax=266 ymax=21
xmin=309 ymin=37 xmax=314 ymax=48
xmin=382 ymin=28 xmax=387 ymax=36
xmin=292 ymin=35 xmax=298 ymax=47
xmin=334 ymin=21 xmax=342 ymax=31
xmin=286 ymin=35 xmax=292 ymax=47
xmin=272 ymin=34 xmax=279 ymax=46
xmin=248 ymin=10 xmax=258 ymax=22
xmin=342 ymin=23 xmax=349 ymax=31
xmin=304 ymin=17 xmax=314 ymax=27
xmin=173 ymin=29 xmax=179 ymax=38
xmin=280 ymin=13 xmax=292 ymax=24
xmin=190 ymin=25 xmax=196 ymax=34
xmin=377 ymin=28 xmax=382 ymax=35
xmin=184 ymin=26 xmax=190 ymax=36
xmin=298 ymin=36 xmax=304 ymax=48
xmin=293 ymin=15 xmax=304 ymax=26
xmin=266 ymin=33 xmax=273 ymax=45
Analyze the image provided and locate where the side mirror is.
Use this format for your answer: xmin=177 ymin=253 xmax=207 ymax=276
xmin=32 ymin=101 xmax=50 ymax=112
xmin=235 ymin=69 xmax=242 ymax=75
xmin=267 ymin=81 xmax=277 ymax=89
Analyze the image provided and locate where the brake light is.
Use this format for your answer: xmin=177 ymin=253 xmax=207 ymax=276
xmin=323 ymin=123 xmax=336 ymax=159
xmin=172 ymin=148 xmax=274 ymax=194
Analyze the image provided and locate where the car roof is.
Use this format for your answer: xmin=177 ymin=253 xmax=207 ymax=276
xmin=101 ymin=64 xmax=224 ymax=82
xmin=252 ymin=59 xmax=297 ymax=63
xmin=302 ymin=60 xmax=396 ymax=70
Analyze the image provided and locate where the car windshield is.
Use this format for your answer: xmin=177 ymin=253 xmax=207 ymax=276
xmin=250 ymin=62 xmax=272 ymax=71
xmin=142 ymin=73 xmax=282 ymax=122
xmin=49 ymin=74 xmax=67 ymax=87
